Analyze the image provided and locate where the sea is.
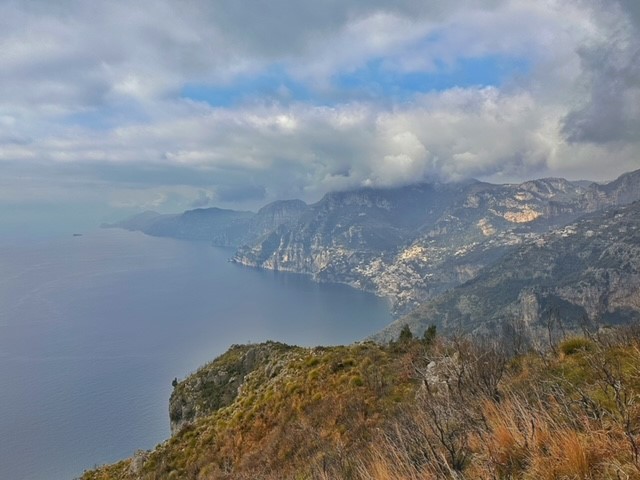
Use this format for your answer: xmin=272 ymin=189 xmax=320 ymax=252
xmin=0 ymin=228 xmax=391 ymax=480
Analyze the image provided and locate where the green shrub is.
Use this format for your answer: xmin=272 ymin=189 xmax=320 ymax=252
xmin=305 ymin=357 xmax=320 ymax=367
xmin=398 ymin=324 xmax=413 ymax=343
xmin=422 ymin=325 xmax=437 ymax=347
xmin=559 ymin=337 xmax=593 ymax=356
xmin=350 ymin=375 xmax=364 ymax=387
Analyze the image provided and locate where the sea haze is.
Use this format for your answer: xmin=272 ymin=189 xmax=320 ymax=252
xmin=0 ymin=229 xmax=391 ymax=480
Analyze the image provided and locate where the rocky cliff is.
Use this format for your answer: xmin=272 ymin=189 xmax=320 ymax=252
xmin=82 ymin=340 xmax=418 ymax=479
xmin=108 ymin=170 xmax=640 ymax=317
xmin=234 ymin=181 xmax=474 ymax=275
xmin=243 ymin=199 xmax=309 ymax=243
xmin=168 ymin=342 xmax=293 ymax=434
xmin=375 ymin=201 xmax=640 ymax=345
xmin=82 ymin=328 xmax=640 ymax=479
xmin=234 ymin=170 xmax=640 ymax=315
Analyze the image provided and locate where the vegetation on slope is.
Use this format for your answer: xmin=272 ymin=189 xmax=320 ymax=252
xmin=82 ymin=325 xmax=640 ymax=479
xmin=81 ymin=338 xmax=421 ymax=480
xmin=378 ymin=200 xmax=640 ymax=343
xmin=168 ymin=342 xmax=296 ymax=434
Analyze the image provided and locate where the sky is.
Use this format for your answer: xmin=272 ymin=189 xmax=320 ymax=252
xmin=0 ymin=0 xmax=639 ymax=229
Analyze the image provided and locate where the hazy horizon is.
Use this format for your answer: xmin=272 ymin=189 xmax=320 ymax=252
xmin=4 ymin=165 xmax=639 ymax=240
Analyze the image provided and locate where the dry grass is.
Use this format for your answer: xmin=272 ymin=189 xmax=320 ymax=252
xmin=356 ymin=330 xmax=640 ymax=480
xmin=83 ymin=328 xmax=640 ymax=480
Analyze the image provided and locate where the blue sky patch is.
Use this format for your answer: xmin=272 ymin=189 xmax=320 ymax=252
xmin=180 ymin=55 xmax=530 ymax=107
xmin=334 ymin=55 xmax=530 ymax=101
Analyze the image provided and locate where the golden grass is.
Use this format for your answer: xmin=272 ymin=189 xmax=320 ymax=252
xmin=83 ymin=331 xmax=640 ymax=480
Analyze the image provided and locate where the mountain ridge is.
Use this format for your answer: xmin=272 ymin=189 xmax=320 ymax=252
xmin=233 ymin=169 xmax=640 ymax=315
xmin=374 ymin=200 xmax=640 ymax=345
xmin=108 ymin=169 xmax=640 ymax=319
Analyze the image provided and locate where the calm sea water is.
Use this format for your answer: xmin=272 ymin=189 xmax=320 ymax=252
xmin=0 ymin=229 xmax=391 ymax=480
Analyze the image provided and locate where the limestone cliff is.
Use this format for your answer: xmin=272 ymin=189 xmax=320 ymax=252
xmin=109 ymin=170 xmax=640 ymax=318
xmin=234 ymin=170 xmax=640 ymax=315
xmin=375 ymin=201 xmax=640 ymax=345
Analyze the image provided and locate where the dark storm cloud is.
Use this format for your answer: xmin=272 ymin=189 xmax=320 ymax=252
xmin=562 ymin=0 xmax=640 ymax=144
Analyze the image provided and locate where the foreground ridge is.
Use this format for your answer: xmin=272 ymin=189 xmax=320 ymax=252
xmin=82 ymin=325 xmax=640 ymax=479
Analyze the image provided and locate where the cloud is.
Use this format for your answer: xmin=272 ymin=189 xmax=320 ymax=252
xmin=190 ymin=190 xmax=216 ymax=208
xmin=0 ymin=0 xmax=638 ymax=218
xmin=189 ymin=185 xmax=266 ymax=208
xmin=561 ymin=0 xmax=640 ymax=144
xmin=0 ymin=89 xmax=566 ymax=200
xmin=0 ymin=0 xmax=508 ymax=113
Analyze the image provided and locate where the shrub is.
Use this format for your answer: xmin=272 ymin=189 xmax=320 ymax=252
xmin=398 ymin=324 xmax=413 ymax=343
xmin=559 ymin=337 xmax=593 ymax=356
xmin=422 ymin=325 xmax=436 ymax=347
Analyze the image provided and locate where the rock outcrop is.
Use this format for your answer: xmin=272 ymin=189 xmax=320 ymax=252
xmin=234 ymin=170 xmax=640 ymax=315
xmin=109 ymin=170 xmax=640 ymax=318
xmin=374 ymin=201 xmax=640 ymax=345
xmin=169 ymin=342 xmax=293 ymax=434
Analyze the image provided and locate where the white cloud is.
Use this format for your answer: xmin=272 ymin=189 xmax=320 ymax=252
xmin=0 ymin=0 xmax=638 ymax=215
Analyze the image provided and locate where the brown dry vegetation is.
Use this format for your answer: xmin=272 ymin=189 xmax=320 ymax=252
xmin=82 ymin=325 xmax=640 ymax=480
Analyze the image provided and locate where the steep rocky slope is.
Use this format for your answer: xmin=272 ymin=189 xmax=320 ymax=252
xmin=104 ymin=207 xmax=254 ymax=245
xmin=108 ymin=170 xmax=640 ymax=316
xmin=376 ymin=201 xmax=640 ymax=345
xmin=235 ymin=170 xmax=640 ymax=315
xmin=169 ymin=342 xmax=293 ymax=434
xmin=145 ymin=208 xmax=255 ymax=245
xmin=242 ymin=199 xmax=309 ymax=243
xmin=233 ymin=181 xmax=475 ymax=279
